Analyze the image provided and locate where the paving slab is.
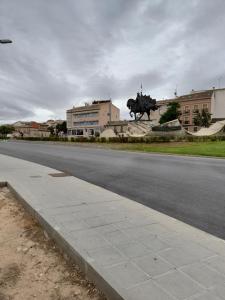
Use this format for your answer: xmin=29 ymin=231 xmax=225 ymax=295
xmin=1 ymin=153 xmax=225 ymax=300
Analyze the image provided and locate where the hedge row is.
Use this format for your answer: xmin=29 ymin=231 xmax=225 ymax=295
xmin=152 ymin=126 xmax=182 ymax=132
xmin=13 ymin=135 xmax=225 ymax=143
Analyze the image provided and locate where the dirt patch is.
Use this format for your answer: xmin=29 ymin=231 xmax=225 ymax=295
xmin=0 ymin=187 xmax=106 ymax=300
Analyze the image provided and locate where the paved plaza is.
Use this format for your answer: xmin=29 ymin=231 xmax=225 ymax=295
xmin=1 ymin=154 xmax=225 ymax=300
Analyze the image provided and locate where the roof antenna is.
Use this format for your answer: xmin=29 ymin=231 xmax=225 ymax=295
xmin=174 ymin=85 xmax=178 ymax=97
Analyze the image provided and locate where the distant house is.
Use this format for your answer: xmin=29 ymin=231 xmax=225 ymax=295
xmin=67 ymin=100 xmax=120 ymax=137
xmin=13 ymin=121 xmax=50 ymax=138
xmin=44 ymin=119 xmax=65 ymax=128
xmin=152 ymin=88 xmax=225 ymax=132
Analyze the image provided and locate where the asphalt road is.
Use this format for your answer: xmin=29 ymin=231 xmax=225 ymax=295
xmin=0 ymin=140 xmax=225 ymax=239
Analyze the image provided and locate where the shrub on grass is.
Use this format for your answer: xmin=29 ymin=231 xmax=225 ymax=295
xmin=75 ymin=137 xmax=88 ymax=142
xmin=100 ymin=137 xmax=106 ymax=143
xmin=89 ymin=136 xmax=96 ymax=143
xmin=119 ymin=136 xmax=128 ymax=143
xmin=108 ymin=137 xmax=120 ymax=143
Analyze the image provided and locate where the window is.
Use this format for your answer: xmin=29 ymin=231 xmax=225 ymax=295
xmin=88 ymin=129 xmax=94 ymax=136
xmin=202 ymin=103 xmax=208 ymax=111
xmin=183 ymin=105 xmax=190 ymax=114
xmin=184 ymin=117 xmax=189 ymax=124
xmin=73 ymin=121 xmax=99 ymax=126
xmin=193 ymin=105 xmax=199 ymax=113
xmin=74 ymin=112 xmax=99 ymax=119
xmin=194 ymin=127 xmax=198 ymax=132
xmin=71 ymin=129 xmax=83 ymax=136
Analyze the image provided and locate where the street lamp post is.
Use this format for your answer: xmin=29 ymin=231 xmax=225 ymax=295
xmin=0 ymin=39 xmax=12 ymax=44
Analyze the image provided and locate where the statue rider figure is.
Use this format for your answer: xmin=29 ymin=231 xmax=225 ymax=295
xmin=127 ymin=87 xmax=158 ymax=121
xmin=136 ymin=92 xmax=144 ymax=112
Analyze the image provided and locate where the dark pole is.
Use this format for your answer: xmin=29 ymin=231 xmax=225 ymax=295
xmin=0 ymin=39 xmax=12 ymax=44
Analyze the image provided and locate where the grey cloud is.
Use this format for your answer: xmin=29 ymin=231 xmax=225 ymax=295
xmin=0 ymin=99 xmax=34 ymax=121
xmin=0 ymin=0 xmax=225 ymax=122
xmin=83 ymin=69 xmax=167 ymax=102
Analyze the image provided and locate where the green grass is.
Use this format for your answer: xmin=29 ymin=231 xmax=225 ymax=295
xmin=103 ymin=141 xmax=225 ymax=158
xmin=11 ymin=138 xmax=225 ymax=158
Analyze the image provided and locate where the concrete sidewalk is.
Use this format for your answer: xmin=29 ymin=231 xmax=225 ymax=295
xmin=1 ymin=154 xmax=225 ymax=300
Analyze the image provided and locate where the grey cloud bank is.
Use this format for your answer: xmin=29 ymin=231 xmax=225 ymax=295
xmin=0 ymin=0 xmax=225 ymax=122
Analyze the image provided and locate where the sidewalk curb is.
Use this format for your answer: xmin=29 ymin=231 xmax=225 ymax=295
xmin=4 ymin=181 xmax=122 ymax=300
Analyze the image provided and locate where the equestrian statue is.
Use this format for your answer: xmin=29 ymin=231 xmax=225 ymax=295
xmin=127 ymin=92 xmax=159 ymax=121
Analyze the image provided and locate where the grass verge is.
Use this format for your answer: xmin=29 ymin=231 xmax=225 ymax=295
xmin=105 ymin=141 xmax=225 ymax=157
xmin=4 ymin=138 xmax=225 ymax=158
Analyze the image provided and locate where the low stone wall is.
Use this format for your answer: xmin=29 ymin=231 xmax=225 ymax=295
xmin=148 ymin=129 xmax=185 ymax=137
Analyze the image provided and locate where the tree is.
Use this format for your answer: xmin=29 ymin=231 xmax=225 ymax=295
xmin=0 ymin=125 xmax=15 ymax=137
xmin=48 ymin=126 xmax=55 ymax=136
xmin=56 ymin=121 xmax=67 ymax=134
xmin=202 ymin=109 xmax=211 ymax=127
xmin=159 ymin=102 xmax=181 ymax=124
xmin=193 ymin=111 xmax=202 ymax=126
xmin=193 ymin=109 xmax=211 ymax=127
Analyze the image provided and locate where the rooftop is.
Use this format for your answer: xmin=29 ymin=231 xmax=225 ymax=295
xmin=67 ymin=99 xmax=112 ymax=113
xmin=157 ymin=89 xmax=214 ymax=105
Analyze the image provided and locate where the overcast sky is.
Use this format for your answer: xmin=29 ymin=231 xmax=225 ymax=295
xmin=1 ymin=0 xmax=225 ymax=123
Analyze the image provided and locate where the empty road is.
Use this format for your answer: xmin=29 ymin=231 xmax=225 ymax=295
xmin=0 ymin=140 xmax=225 ymax=239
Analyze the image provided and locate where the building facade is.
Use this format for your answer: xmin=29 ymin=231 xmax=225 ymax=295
xmin=67 ymin=100 xmax=120 ymax=137
xmin=13 ymin=121 xmax=50 ymax=137
xmin=154 ymin=88 xmax=225 ymax=132
xmin=44 ymin=119 xmax=65 ymax=128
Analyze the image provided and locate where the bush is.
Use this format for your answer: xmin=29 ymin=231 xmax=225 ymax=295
xmin=128 ymin=137 xmax=141 ymax=143
xmin=119 ymin=136 xmax=128 ymax=143
xmin=89 ymin=136 xmax=96 ymax=143
xmin=186 ymin=136 xmax=194 ymax=142
xmin=13 ymin=133 xmax=225 ymax=144
xmin=152 ymin=126 xmax=182 ymax=132
xmin=75 ymin=137 xmax=88 ymax=142
xmin=100 ymin=137 xmax=106 ymax=143
xmin=108 ymin=137 xmax=120 ymax=143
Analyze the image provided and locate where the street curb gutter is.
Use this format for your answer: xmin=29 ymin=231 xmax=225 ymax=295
xmin=4 ymin=181 xmax=122 ymax=300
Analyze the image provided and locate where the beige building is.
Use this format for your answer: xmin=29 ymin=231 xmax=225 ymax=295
xmin=44 ymin=119 xmax=65 ymax=128
xmin=153 ymin=88 xmax=225 ymax=132
xmin=67 ymin=100 xmax=120 ymax=137
xmin=13 ymin=121 xmax=50 ymax=138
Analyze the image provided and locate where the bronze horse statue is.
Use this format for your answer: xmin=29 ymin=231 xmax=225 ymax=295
xmin=127 ymin=92 xmax=158 ymax=121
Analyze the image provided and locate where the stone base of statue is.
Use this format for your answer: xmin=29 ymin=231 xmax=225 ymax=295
xmin=100 ymin=119 xmax=185 ymax=139
xmin=101 ymin=120 xmax=155 ymax=138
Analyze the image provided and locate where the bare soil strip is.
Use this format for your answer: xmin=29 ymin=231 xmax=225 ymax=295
xmin=0 ymin=187 xmax=106 ymax=300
